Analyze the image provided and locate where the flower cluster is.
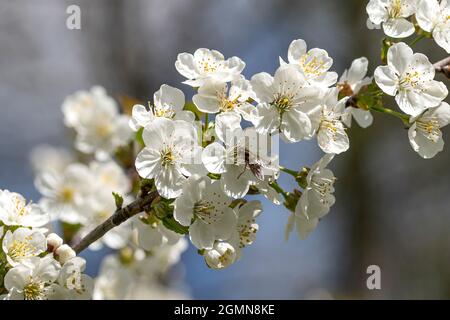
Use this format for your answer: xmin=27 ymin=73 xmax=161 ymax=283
xmin=0 ymin=190 xmax=93 ymax=300
xmin=1 ymin=2 xmax=448 ymax=298
xmin=62 ymin=86 xmax=132 ymax=160
xmin=33 ymin=148 xmax=133 ymax=250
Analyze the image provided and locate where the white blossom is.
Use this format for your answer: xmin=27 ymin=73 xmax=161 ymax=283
xmin=250 ymin=64 xmax=321 ymax=142
xmin=374 ymin=42 xmax=448 ymax=117
xmin=366 ymin=0 xmax=416 ymax=38
xmin=309 ymin=89 xmax=350 ymax=154
xmin=58 ymin=257 xmax=94 ymax=300
xmin=408 ymin=102 xmax=450 ymax=158
xmin=192 ymin=77 xmax=256 ymax=121
xmin=30 ymin=145 xmax=73 ymax=175
xmin=228 ymin=200 xmax=262 ymax=252
xmin=175 ymin=48 xmax=245 ymax=87
xmin=0 ymin=190 xmax=49 ymax=228
xmin=36 ymin=163 xmax=93 ymax=224
xmin=174 ymin=175 xmax=237 ymax=250
xmin=338 ymin=57 xmax=374 ymax=128
xmin=129 ymin=84 xmax=194 ymax=131
xmin=416 ymin=0 xmax=450 ymax=53
xmin=280 ymin=39 xmax=338 ymax=88
xmin=135 ymin=118 xmax=204 ymax=199
xmin=202 ymin=113 xmax=279 ymax=198
xmin=2 ymin=228 xmax=47 ymax=266
xmin=2 ymin=256 xmax=62 ymax=300
xmin=292 ymin=154 xmax=336 ymax=239
xmin=204 ymin=241 xmax=237 ymax=269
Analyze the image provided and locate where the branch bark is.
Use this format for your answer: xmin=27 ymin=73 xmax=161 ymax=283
xmin=434 ymin=56 xmax=450 ymax=78
xmin=72 ymin=191 xmax=158 ymax=254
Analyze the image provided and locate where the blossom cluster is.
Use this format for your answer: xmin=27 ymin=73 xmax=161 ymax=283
xmin=0 ymin=190 xmax=93 ymax=300
xmin=1 ymin=1 xmax=449 ymax=300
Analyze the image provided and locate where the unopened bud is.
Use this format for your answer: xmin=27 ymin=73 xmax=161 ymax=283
xmin=46 ymin=233 xmax=63 ymax=252
xmin=204 ymin=242 xmax=236 ymax=269
xmin=55 ymin=244 xmax=76 ymax=264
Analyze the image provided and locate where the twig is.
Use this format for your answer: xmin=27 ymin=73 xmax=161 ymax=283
xmin=434 ymin=56 xmax=450 ymax=78
xmin=72 ymin=191 xmax=158 ymax=254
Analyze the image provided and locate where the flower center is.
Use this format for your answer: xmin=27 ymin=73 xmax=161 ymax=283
xmin=272 ymin=94 xmax=293 ymax=113
xmin=9 ymin=237 xmax=36 ymax=262
xmin=23 ymin=281 xmax=45 ymax=300
xmin=238 ymin=219 xmax=257 ymax=248
xmin=300 ymin=53 xmax=327 ymax=76
xmin=400 ymin=71 xmax=420 ymax=89
xmin=60 ymin=187 xmax=74 ymax=203
xmin=311 ymin=177 xmax=336 ymax=205
xmin=417 ymin=119 xmax=440 ymax=143
xmin=95 ymin=123 xmax=112 ymax=137
xmin=194 ymin=200 xmax=218 ymax=224
xmin=160 ymin=147 xmax=176 ymax=167
xmin=388 ymin=0 xmax=402 ymax=18
xmin=154 ymin=105 xmax=175 ymax=118
xmin=220 ymin=94 xmax=241 ymax=112
xmin=218 ymin=248 xmax=234 ymax=265
xmin=13 ymin=196 xmax=30 ymax=217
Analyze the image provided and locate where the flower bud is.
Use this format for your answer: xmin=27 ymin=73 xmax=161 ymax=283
xmin=46 ymin=233 xmax=63 ymax=252
xmin=55 ymin=244 xmax=76 ymax=264
xmin=204 ymin=242 xmax=236 ymax=269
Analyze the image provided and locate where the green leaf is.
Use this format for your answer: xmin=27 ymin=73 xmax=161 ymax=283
xmin=112 ymin=192 xmax=124 ymax=209
xmin=135 ymin=127 xmax=145 ymax=147
xmin=161 ymin=215 xmax=189 ymax=235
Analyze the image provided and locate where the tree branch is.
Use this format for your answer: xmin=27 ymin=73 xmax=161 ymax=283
xmin=434 ymin=56 xmax=450 ymax=78
xmin=72 ymin=191 xmax=158 ymax=254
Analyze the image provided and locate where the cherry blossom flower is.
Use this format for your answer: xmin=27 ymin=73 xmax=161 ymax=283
xmin=135 ymin=118 xmax=204 ymax=199
xmin=280 ymin=39 xmax=338 ymax=88
xmin=250 ymin=64 xmax=321 ymax=142
xmin=130 ymin=84 xmax=194 ymax=131
xmin=366 ymin=0 xmax=417 ymax=38
xmin=174 ymin=175 xmax=237 ymax=249
xmin=416 ymin=0 xmax=450 ymax=53
xmin=175 ymin=48 xmax=245 ymax=87
xmin=408 ymin=102 xmax=450 ymax=159
xmin=338 ymin=57 xmax=374 ymax=128
xmin=0 ymin=190 xmax=49 ymax=228
xmin=375 ymin=42 xmax=448 ymax=117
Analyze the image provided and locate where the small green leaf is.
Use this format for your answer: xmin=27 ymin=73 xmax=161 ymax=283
xmin=112 ymin=192 xmax=124 ymax=209
xmin=161 ymin=215 xmax=189 ymax=235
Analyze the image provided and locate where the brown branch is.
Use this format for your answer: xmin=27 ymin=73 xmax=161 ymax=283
xmin=434 ymin=56 xmax=450 ymax=78
xmin=72 ymin=191 xmax=158 ymax=254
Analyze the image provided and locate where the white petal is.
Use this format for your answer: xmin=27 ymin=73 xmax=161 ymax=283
xmin=383 ymin=18 xmax=415 ymax=38
xmin=366 ymin=0 xmax=388 ymax=25
xmin=189 ymin=220 xmax=215 ymax=249
xmin=211 ymin=207 xmax=237 ymax=241
xmin=141 ymin=117 xmax=173 ymax=148
xmin=346 ymin=57 xmax=369 ymax=85
xmin=351 ymin=108 xmax=374 ymax=128
xmin=175 ymin=53 xmax=198 ymax=80
xmin=215 ymin=112 xmax=242 ymax=144
xmin=220 ymin=165 xmax=253 ymax=198
xmin=202 ymin=142 xmax=227 ymax=174
xmin=154 ymin=84 xmax=185 ymax=112
xmin=280 ymin=108 xmax=312 ymax=142
xmin=250 ymin=72 xmax=274 ymax=103
xmin=135 ymin=148 xmax=161 ymax=179
xmin=408 ymin=123 xmax=444 ymax=159
xmin=374 ymin=65 xmax=398 ymax=96
xmin=416 ymin=0 xmax=440 ymax=32
xmin=287 ymin=39 xmax=308 ymax=64
xmin=388 ymin=42 xmax=414 ymax=75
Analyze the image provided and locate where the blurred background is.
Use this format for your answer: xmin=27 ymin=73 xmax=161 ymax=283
xmin=1 ymin=0 xmax=450 ymax=299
